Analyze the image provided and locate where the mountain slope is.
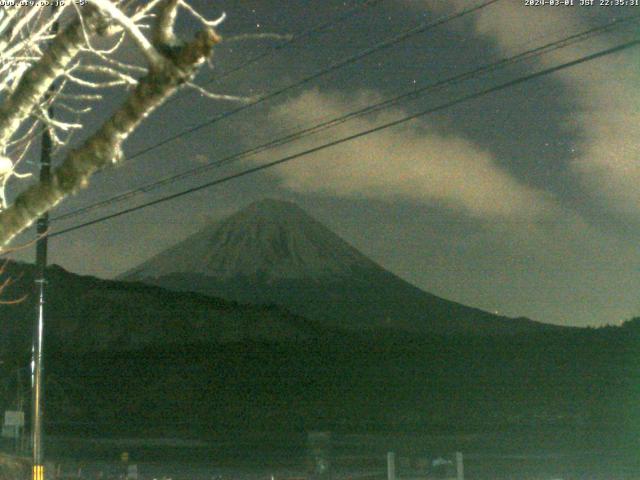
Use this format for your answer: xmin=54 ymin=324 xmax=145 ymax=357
xmin=122 ymin=199 xmax=561 ymax=335
xmin=124 ymin=199 xmax=380 ymax=281
xmin=0 ymin=261 xmax=331 ymax=356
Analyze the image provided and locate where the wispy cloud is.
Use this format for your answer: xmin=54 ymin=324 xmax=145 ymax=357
xmin=423 ymin=0 xmax=640 ymax=214
xmin=260 ymin=89 xmax=557 ymax=220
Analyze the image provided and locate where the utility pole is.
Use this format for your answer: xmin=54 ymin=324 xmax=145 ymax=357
xmin=32 ymin=8 xmax=57 ymax=480
xmin=32 ymin=111 xmax=51 ymax=480
xmin=31 ymin=127 xmax=50 ymax=480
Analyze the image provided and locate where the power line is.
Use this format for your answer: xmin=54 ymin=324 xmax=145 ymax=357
xmin=51 ymin=14 xmax=640 ymax=223
xmin=195 ymin=0 xmax=386 ymax=85
xmin=162 ymin=1 xmax=386 ymax=106
xmin=117 ymin=0 xmax=502 ymax=163
xmin=48 ymin=37 xmax=640 ymax=239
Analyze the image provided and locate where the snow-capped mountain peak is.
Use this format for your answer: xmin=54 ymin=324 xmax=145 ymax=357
xmin=123 ymin=199 xmax=378 ymax=282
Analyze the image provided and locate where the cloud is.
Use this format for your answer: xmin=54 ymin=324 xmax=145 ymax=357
xmin=260 ymin=89 xmax=557 ymax=220
xmin=421 ymin=1 xmax=640 ymax=214
xmin=194 ymin=153 xmax=209 ymax=164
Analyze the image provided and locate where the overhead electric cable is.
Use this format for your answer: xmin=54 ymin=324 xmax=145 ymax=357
xmin=163 ymin=1 xmax=387 ymax=106
xmin=51 ymin=14 xmax=640 ymax=223
xmin=48 ymin=36 xmax=640 ymax=238
xmin=199 ymin=0 xmax=386 ymax=84
xmin=120 ymin=0 xmax=502 ymax=162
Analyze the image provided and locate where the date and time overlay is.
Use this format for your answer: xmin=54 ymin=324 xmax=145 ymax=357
xmin=0 ymin=0 xmax=83 ymax=6
xmin=525 ymin=0 xmax=639 ymax=6
xmin=0 ymin=0 xmax=638 ymax=9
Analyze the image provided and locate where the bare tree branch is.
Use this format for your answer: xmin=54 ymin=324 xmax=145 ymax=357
xmin=0 ymin=7 xmax=108 ymax=152
xmin=0 ymin=25 xmax=220 ymax=246
xmin=0 ymin=259 xmax=27 ymax=305
xmin=0 ymin=0 xmax=254 ymax=249
xmin=89 ymin=0 xmax=166 ymax=67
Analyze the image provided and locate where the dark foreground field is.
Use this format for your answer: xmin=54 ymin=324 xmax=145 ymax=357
xmin=26 ymin=430 xmax=639 ymax=480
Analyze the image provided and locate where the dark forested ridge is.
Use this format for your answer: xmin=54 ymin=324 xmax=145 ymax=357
xmin=0 ymin=261 xmax=329 ymax=356
xmin=0 ymin=264 xmax=640 ymax=440
xmin=0 ymin=261 xmax=637 ymax=440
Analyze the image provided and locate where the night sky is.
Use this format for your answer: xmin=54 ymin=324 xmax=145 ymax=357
xmin=8 ymin=0 xmax=640 ymax=327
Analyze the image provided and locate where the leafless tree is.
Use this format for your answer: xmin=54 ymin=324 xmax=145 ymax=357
xmin=0 ymin=237 xmax=33 ymax=303
xmin=0 ymin=0 xmax=238 ymax=249
xmin=0 ymin=259 xmax=25 ymax=304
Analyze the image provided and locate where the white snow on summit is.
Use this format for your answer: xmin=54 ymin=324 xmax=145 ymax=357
xmin=124 ymin=199 xmax=380 ymax=282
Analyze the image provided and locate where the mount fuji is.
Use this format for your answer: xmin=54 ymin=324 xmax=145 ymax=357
xmin=121 ymin=199 xmax=560 ymax=335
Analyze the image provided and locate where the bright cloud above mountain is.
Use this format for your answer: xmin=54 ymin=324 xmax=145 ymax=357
xmin=422 ymin=0 xmax=640 ymax=214
xmin=261 ymin=89 xmax=558 ymax=220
